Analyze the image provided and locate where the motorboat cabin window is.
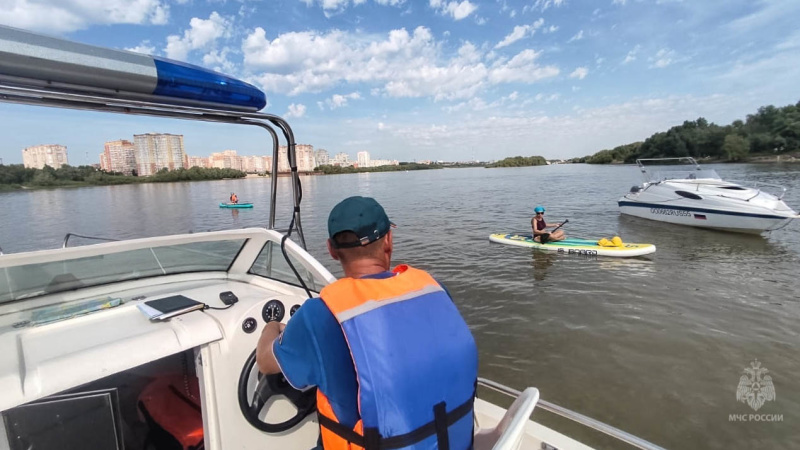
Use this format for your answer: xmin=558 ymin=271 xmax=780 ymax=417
xmin=249 ymin=241 xmax=326 ymax=292
xmin=674 ymin=191 xmax=703 ymax=200
xmin=0 ymin=240 xmax=245 ymax=303
xmin=648 ymin=168 xmax=721 ymax=183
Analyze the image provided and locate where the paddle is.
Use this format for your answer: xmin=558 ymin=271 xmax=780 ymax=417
xmin=538 ymin=219 xmax=568 ymax=244
xmin=550 ymin=219 xmax=569 ymax=234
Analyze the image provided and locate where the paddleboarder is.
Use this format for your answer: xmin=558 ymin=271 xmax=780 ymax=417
xmin=230 ymin=192 xmax=239 ymax=204
xmin=531 ymin=206 xmax=565 ymax=243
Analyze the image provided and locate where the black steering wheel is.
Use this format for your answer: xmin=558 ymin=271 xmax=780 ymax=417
xmin=237 ymin=349 xmax=317 ymax=432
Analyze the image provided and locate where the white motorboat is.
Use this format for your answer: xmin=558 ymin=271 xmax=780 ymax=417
xmin=0 ymin=25 xmax=664 ymax=450
xmin=618 ymin=157 xmax=799 ymax=234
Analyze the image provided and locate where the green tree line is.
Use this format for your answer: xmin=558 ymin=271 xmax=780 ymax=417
xmin=0 ymin=164 xmax=245 ymax=190
xmin=314 ymin=163 xmax=442 ymax=174
xmin=579 ymin=100 xmax=800 ymax=164
xmin=485 ymin=156 xmax=547 ymax=168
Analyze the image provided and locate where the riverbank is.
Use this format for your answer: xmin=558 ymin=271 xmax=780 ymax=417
xmin=0 ymin=165 xmax=246 ymax=191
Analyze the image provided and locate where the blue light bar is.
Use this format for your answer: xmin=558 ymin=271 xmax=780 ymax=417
xmin=0 ymin=25 xmax=267 ymax=111
xmin=152 ymin=57 xmax=266 ymax=111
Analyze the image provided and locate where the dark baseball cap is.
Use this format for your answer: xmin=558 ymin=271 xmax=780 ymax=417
xmin=328 ymin=196 xmax=396 ymax=248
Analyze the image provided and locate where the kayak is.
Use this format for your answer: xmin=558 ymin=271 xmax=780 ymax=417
xmin=489 ymin=233 xmax=656 ymax=258
xmin=219 ymin=202 xmax=253 ymax=208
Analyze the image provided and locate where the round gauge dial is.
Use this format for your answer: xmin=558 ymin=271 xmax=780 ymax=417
xmin=290 ymin=304 xmax=301 ymax=317
xmin=262 ymin=299 xmax=285 ymax=323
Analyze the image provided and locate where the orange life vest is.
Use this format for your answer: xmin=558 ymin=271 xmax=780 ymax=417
xmin=316 ymin=264 xmax=477 ymax=450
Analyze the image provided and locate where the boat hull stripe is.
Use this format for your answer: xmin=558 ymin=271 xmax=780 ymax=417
xmin=618 ymin=201 xmax=789 ymax=220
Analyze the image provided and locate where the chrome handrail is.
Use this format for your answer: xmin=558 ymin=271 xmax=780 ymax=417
xmin=754 ymin=181 xmax=788 ymax=200
xmin=477 ymin=377 xmax=666 ymax=450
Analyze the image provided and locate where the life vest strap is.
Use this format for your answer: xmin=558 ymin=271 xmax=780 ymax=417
xmin=317 ymin=395 xmax=473 ymax=450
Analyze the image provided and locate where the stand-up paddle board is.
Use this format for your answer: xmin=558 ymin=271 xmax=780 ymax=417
xmin=490 ymin=233 xmax=656 ymax=257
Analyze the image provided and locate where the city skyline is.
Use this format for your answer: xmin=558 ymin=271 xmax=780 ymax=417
xmin=1 ymin=1 xmax=797 ymax=165
xmin=20 ymin=134 xmax=405 ymax=175
xmin=17 ymin=133 xmax=406 ymax=169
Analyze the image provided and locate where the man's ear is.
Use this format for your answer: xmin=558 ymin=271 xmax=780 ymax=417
xmin=384 ymin=231 xmax=393 ymax=254
xmin=327 ymin=238 xmax=340 ymax=261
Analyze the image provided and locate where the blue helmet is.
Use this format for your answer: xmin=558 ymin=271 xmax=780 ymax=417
xmin=534 ymin=206 xmax=545 ymax=213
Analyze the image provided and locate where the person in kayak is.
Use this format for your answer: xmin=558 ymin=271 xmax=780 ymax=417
xmin=256 ymin=196 xmax=478 ymax=450
xmin=532 ymin=205 xmax=565 ymax=243
xmin=230 ymin=192 xmax=238 ymax=204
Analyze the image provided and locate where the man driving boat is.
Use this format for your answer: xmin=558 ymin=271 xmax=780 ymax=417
xmin=256 ymin=196 xmax=478 ymax=449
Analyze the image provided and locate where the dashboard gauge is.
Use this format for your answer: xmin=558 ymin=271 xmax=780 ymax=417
xmin=290 ymin=304 xmax=301 ymax=317
xmin=262 ymin=299 xmax=285 ymax=323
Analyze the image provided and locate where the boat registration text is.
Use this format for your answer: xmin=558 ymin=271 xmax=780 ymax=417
xmin=650 ymin=208 xmax=691 ymax=217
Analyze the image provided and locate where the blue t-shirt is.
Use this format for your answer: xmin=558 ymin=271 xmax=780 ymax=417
xmin=272 ymin=271 xmax=451 ymax=429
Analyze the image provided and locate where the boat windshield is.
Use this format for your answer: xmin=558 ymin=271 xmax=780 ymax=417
xmin=0 ymin=240 xmax=245 ymax=304
xmin=646 ymin=168 xmax=721 ymax=183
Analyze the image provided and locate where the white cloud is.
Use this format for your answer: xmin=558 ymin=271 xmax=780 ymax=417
xmin=429 ymin=0 xmax=477 ymax=20
xmin=0 ymin=0 xmax=169 ymax=33
xmin=324 ymin=92 xmax=363 ymax=109
xmin=543 ymin=25 xmax=558 ymax=33
xmin=243 ymin=26 xmax=558 ymax=101
xmin=623 ymin=44 xmax=641 ymax=64
xmin=383 ymin=94 xmax=742 ymax=160
xmin=567 ymin=30 xmax=584 ymax=43
xmin=612 ymin=0 xmax=626 ymax=5
xmin=524 ymin=0 xmax=564 ymax=13
xmin=286 ymin=103 xmax=306 ymax=118
xmin=126 ymin=41 xmax=156 ymax=55
xmin=495 ymin=18 xmax=545 ymax=49
xmin=165 ymin=12 xmax=232 ymax=60
xmin=301 ymin=0 xmax=405 ymax=16
xmin=489 ymin=49 xmax=559 ymax=83
xmin=202 ymin=48 xmax=236 ymax=74
xmin=569 ymin=67 xmax=588 ymax=79
xmin=649 ymin=48 xmax=675 ymax=68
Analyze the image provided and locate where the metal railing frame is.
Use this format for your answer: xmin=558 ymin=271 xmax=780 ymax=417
xmin=478 ymin=378 xmax=666 ymax=450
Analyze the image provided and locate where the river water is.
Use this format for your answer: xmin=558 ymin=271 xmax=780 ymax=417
xmin=1 ymin=163 xmax=799 ymax=449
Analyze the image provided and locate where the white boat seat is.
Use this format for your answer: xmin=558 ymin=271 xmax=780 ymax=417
xmin=474 ymin=387 xmax=539 ymax=450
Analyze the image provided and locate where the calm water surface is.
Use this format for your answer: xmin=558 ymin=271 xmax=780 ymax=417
xmin=2 ymin=163 xmax=799 ymax=449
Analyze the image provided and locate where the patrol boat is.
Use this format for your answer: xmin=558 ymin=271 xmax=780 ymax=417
xmin=0 ymin=25 xmax=664 ymax=450
xmin=619 ymin=157 xmax=799 ymax=234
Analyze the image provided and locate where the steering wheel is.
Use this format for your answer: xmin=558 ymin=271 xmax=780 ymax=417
xmin=237 ymin=349 xmax=317 ymax=432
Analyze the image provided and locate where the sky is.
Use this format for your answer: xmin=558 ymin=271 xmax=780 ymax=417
xmin=1 ymin=0 xmax=799 ymax=164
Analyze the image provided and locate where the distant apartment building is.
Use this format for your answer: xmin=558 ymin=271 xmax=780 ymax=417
xmin=133 ymin=133 xmax=186 ymax=176
xmin=22 ymin=144 xmax=68 ymax=169
xmin=332 ymin=152 xmax=351 ymax=166
xmin=296 ymin=144 xmax=316 ymax=172
xmin=370 ymin=159 xmax=399 ymax=167
xmin=315 ymin=149 xmax=329 ymax=166
xmin=99 ymin=152 xmax=109 ymax=171
xmin=241 ymin=155 xmax=270 ymax=173
xmin=101 ymin=139 xmax=136 ymax=175
xmin=209 ymin=150 xmax=242 ymax=171
xmin=276 ymin=144 xmax=316 ymax=172
xmin=188 ymin=156 xmax=209 ymax=168
xmin=357 ymin=151 xmax=371 ymax=168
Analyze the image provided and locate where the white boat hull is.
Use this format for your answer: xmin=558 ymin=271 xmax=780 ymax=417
xmin=618 ymin=200 xmax=796 ymax=234
xmin=619 ymin=178 xmax=798 ymax=234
